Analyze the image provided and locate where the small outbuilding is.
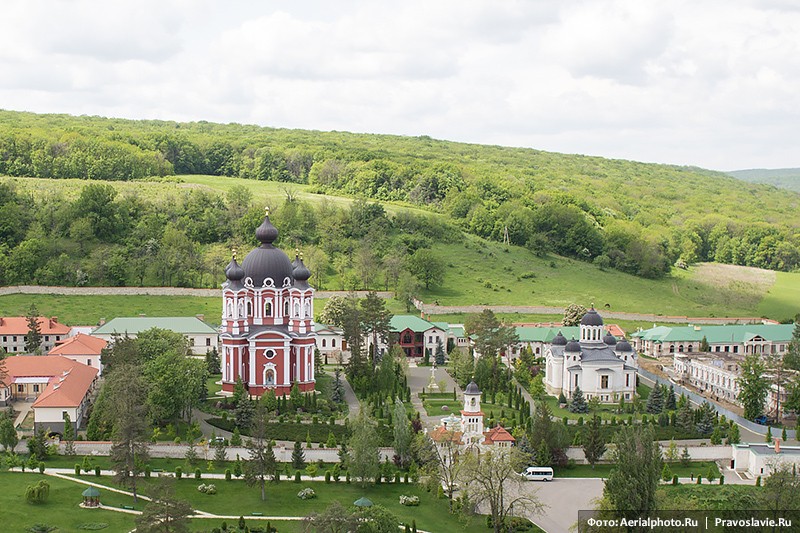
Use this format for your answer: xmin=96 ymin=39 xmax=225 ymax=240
xmin=81 ymin=486 xmax=100 ymax=508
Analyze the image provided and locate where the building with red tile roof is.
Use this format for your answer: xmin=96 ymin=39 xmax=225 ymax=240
xmin=48 ymin=334 xmax=107 ymax=374
xmin=0 ymin=316 xmax=71 ymax=354
xmin=483 ymin=426 xmax=515 ymax=447
xmin=0 ymin=355 xmax=98 ymax=434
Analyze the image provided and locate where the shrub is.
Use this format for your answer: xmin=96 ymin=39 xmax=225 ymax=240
xmin=404 ymin=473 xmax=409 ymax=483
xmin=74 ymin=464 xmax=81 ymax=475
xmin=672 ymin=475 xmax=678 ymax=485
xmin=94 ymin=465 xmax=101 ymax=477
xmin=195 ymin=468 xmax=202 ymax=480
xmin=38 ymin=462 xmax=45 ymax=474
xmin=175 ymin=466 xmax=183 ymax=479
xmin=395 ymin=472 xmax=401 ymax=483
xmin=305 ymin=464 xmax=318 ymax=478
xmin=225 ymin=469 xmax=232 ymax=481
xmin=145 ymin=465 xmax=151 ymax=478
xmin=25 ymin=480 xmax=50 ymax=504
xmin=325 ymin=471 xmax=331 ymax=483
xmin=295 ymin=471 xmax=302 ymax=483
xmin=719 ymin=476 xmax=724 ymax=485
xmin=756 ymin=476 xmax=761 ymax=486
xmin=696 ymin=475 xmax=702 ymax=484
xmin=197 ymin=483 xmax=217 ymax=495
xmin=399 ymin=495 xmax=420 ymax=506
xmin=297 ymin=487 xmax=316 ymax=500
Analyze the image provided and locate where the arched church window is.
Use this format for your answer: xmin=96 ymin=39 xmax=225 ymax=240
xmin=294 ymin=302 xmax=301 ymax=316
xmin=304 ymin=300 xmax=311 ymax=316
xmin=265 ymin=301 xmax=272 ymax=317
xmin=284 ymin=301 xmax=290 ymax=316
xmin=322 ymin=339 xmax=327 ymax=347
xmin=247 ymin=301 xmax=252 ymax=316
xmin=470 ymin=398 xmax=476 ymax=406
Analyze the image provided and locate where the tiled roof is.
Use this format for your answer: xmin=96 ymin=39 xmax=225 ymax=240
xmin=0 ymin=316 xmax=70 ymax=335
xmin=48 ymin=334 xmax=106 ymax=356
xmin=429 ymin=425 xmax=463 ymax=444
xmin=631 ymin=324 xmax=794 ymax=344
xmin=390 ymin=315 xmax=443 ymax=334
xmin=93 ymin=317 xmax=218 ymax=335
xmin=483 ymin=425 xmax=515 ymax=444
xmin=2 ymin=355 xmax=98 ymax=408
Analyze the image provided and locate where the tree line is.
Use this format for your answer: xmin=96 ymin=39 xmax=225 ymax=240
xmin=3 ymin=109 xmax=800 ymax=278
xmin=0 ymin=179 xmax=451 ymax=294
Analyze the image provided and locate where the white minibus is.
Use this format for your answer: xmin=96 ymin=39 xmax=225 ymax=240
xmin=520 ymin=466 xmax=554 ymax=481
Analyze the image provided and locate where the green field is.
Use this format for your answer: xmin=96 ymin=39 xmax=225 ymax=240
xmin=758 ymin=271 xmax=800 ymax=321
xmin=416 ymin=238 xmax=796 ymax=318
xmin=0 ymin=293 xmax=221 ymax=326
xmin=0 ymin=472 xmax=136 ymax=532
xmin=555 ymin=461 xmax=719 ymax=479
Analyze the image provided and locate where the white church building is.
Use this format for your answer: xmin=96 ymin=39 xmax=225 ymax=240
xmin=430 ymin=380 xmax=515 ymax=452
xmin=544 ymin=308 xmax=638 ymax=403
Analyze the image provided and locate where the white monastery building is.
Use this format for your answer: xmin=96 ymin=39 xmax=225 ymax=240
xmin=544 ymin=308 xmax=638 ymax=402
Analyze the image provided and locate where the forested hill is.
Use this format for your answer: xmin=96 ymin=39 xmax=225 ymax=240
xmin=1 ymin=109 xmax=800 ymax=282
xmin=727 ymin=168 xmax=800 ymax=192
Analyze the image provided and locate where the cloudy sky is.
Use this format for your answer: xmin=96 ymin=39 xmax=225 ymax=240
xmin=1 ymin=0 xmax=798 ymax=171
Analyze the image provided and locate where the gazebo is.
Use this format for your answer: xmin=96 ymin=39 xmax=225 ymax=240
xmin=353 ymin=497 xmax=373 ymax=508
xmin=81 ymin=486 xmax=100 ymax=508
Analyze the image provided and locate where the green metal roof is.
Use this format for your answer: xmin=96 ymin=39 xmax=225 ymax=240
xmin=431 ymin=322 xmax=466 ymax=338
xmin=82 ymin=486 xmax=100 ymax=497
xmin=631 ymin=324 xmax=795 ymax=344
xmin=515 ymin=326 xmax=579 ymax=343
xmin=93 ymin=317 xmax=218 ymax=336
xmin=390 ymin=315 xmax=442 ymax=333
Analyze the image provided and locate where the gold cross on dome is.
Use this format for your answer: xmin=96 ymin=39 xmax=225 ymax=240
xmin=232 ymin=247 xmax=238 ymax=261
xmin=264 ymin=206 xmax=271 ymax=217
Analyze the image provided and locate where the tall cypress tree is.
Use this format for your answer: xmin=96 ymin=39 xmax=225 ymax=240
xmin=24 ymin=304 xmax=42 ymax=354
xmin=583 ymin=415 xmax=606 ymax=469
xmin=645 ymin=385 xmax=664 ymax=414
xmin=291 ymin=440 xmax=306 ymax=469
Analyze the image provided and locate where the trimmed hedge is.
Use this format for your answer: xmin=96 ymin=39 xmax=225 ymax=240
xmin=207 ymin=419 xmax=350 ymax=443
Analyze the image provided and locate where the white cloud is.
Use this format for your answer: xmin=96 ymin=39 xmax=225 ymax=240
xmin=0 ymin=0 xmax=798 ymax=169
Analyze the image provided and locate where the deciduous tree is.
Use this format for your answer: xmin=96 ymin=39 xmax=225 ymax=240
xmin=348 ymin=410 xmax=380 ymax=487
xmin=739 ymin=353 xmax=770 ymax=421
xmin=603 ymin=425 xmax=662 ymax=517
xmin=459 ymin=447 xmax=545 ymax=533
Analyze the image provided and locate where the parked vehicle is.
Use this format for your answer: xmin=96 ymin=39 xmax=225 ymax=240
xmin=520 ymin=466 xmax=553 ymax=481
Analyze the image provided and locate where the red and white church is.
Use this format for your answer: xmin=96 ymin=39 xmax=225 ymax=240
xmin=220 ymin=210 xmax=316 ymax=396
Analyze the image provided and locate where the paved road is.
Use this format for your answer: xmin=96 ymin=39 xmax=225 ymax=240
xmin=341 ymin=374 xmax=361 ymax=420
xmin=511 ymin=478 xmax=604 ymax=533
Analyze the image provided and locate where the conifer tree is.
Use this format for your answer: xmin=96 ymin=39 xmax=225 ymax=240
xmin=63 ymin=412 xmax=76 ymax=456
xmin=292 ymin=440 xmax=306 ymax=470
xmin=645 ymin=385 xmax=664 ymax=414
xmin=583 ymin=415 xmax=606 ymax=468
xmin=665 ymin=385 xmax=677 ymax=411
xmin=24 ymin=304 xmax=42 ymax=354
xmin=569 ymin=386 xmax=589 ymax=414
xmin=726 ymin=423 xmax=741 ymax=444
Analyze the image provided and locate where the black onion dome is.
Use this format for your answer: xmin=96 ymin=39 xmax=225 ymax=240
xmin=552 ymin=331 xmax=568 ymax=346
xmin=465 ymin=381 xmax=481 ymax=394
xmin=293 ymin=258 xmax=311 ymax=282
xmin=242 ymin=212 xmax=295 ymax=287
xmin=565 ymin=338 xmax=582 ymax=353
xmin=580 ymin=307 xmax=604 ymax=326
xmin=293 ymin=255 xmax=311 ymax=289
xmin=603 ymin=332 xmax=617 ymax=345
xmin=615 ymin=339 xmax=633 ymax=352
xmin=225 ymin=256 xmax=245 ymax=282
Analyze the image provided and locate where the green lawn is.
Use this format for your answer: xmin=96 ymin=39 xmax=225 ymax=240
xmin=207 ymin=373 xmax=223 ymax=397
xmin=555 ymin=461 xmax=719 ymax=479
xmin=53 ymin=470 xmax=475 ymax=532
xmin=0 ymin=472 xmax=136 ymax=531
xmin=0 ymin=293 xmax=221 ymax=327
xmin=758 ymin=271 xmax=800 ymax=322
